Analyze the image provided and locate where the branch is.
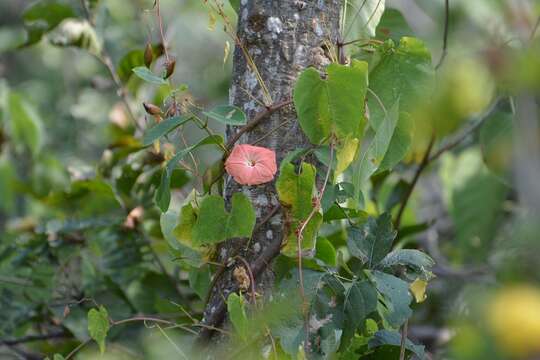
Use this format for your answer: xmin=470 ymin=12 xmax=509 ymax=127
xmin=429 ymin=97 xmax=502 ymax=162
xmin=435 ymin=0 xmax=450 ymax=70
xmin=197 ymin=206 xmax=283 ymax=341
xmin=394 ymin=136 xmax=435 ymax=230
xmin=225 ymin=99 xmax=292 ymax=151
xmin=0 ymin=331 xmax=69 ymax=346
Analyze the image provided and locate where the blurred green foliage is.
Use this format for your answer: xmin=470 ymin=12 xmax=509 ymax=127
xmin=0 ymin=0 xmax=539 ymax=359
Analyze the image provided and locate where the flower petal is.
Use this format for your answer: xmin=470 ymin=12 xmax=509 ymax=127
xmin=225 ymin=144 xmax=277 ymax=185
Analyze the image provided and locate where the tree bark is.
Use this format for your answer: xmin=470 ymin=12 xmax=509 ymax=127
xmin=199 ymin=0 xmax=341 ymax=339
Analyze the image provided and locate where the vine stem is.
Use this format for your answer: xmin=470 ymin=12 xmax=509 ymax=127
xmin=435 ymin=0 xmax=450 ymax=70
xmin=297 ymin=141 xmax=335 ymax=304
xmin=399 ymin=320 xmax=409 ymax=360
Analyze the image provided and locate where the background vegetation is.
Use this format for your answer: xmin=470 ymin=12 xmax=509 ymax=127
xmin=0 ymin=0 xmax=539 ymax=359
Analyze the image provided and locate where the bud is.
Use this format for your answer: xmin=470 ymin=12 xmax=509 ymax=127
xmin=144 ymin=43 xmax=153 ymax=68
xmin=143 ymin=102 xmax=162 ymax=116
xmin=164 ymin=58 xmax=176 ymax=79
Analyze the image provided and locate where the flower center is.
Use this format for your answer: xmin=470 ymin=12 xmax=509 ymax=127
xmin=247 ymin=159 xmax=256 ymax=167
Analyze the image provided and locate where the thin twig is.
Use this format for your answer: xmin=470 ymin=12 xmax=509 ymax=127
xmin=155 ymin=0 xmax=170 ymax=62
xmin=79 ymin=0 xmax=141 ymax=131
xmin=435 ymin=0 xmax=450 ymax=70
xmin=429 ymin=97 xmax=502 ymax=162
xmin=399 ymin=320 xmax=409 ymax=360
xmin=394 ymin=136 xmax=435 ymax=230
xmin=65 ymin=339 xmax=91 ymax=360
xmin=297 ymin=141 xmax=335 ymax=302
xmin=0 ymin=331 xmax=69 ymax=346
xmin=225 ymin=99 xmax=292 ymax=150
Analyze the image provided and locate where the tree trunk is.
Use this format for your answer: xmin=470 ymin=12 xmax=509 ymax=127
xmin=199 ymin=0 xmax=341 ymax=339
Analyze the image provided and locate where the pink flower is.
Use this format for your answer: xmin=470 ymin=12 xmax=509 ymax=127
xmin=225 ymin=144 xmax=277 ymax=185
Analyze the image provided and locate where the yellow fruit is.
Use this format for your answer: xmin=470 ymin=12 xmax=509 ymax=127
xmin=487 ymin=285 xmax=540 ymax=357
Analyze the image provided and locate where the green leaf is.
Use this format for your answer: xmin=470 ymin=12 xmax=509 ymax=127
xmin=375 ymin=8 xmax=414 ymax=42
xmin=379 ymin=249 xmax=434 ymax=279
xmin=143 ymin=116 xmax=190 ymax=146
xmin=341 ymin=280 xmax=378 ymax=349
xmin=346 ymin=0 xmax=386 ymax=39
xmin=7 ymin=92 xmax=43 ymax=157
xmin=368 ymin=330 xmax=426 ymax=359
xmin=347 ymin=213 xmax=396 ymax=268
xmin=315 ymin=237 xmax=337 ymax=266
xmin=49 ymin=19 xmax=101 ymax=55
xmin=335 ymin=136 xmax=359 ymax=175
xmin=118 ymin=50 xmax=144 ymax=82
xmin=203 ymin=105 xmax=247 ymax=125
xmin=189 ymin=265 xmax=211 ymax=300
xmin=0 ymin=156 xmax=16 ymax=212
xmin=173 ymin=202 xmax=197 ymax=247
xmin=227 ymin=293 xmax=249 ymax=341
xmin=372 ymin=271 xmax=412 ymax=327
xmin=440 ymin=148 xmax=508 ymax=262
xmin=117 ymin=45 xmax=163 ymax=82
xmin=132 ymin=66 xmax=167 ymax=85
xmin=20 ymin=1 xmax=76 ymax=47
xmin=155 ymin=135 xmax=223 ymax=211
xmin=53 ymin=354 xmax=66 ymax=360
xmin=276 ymin=162 xmax=322 ymax=257
xmin=368 ymin=37 xmax=434 ymax=169
xmin=352 ymin=101 xmax=399 ymax=202
xmin=192 ymin=193 xmax=256 ymax=245
xmin=293 ymin=60 xmax=368 ymax=144
xmin=87 ymin=306 xmax=110 ymax=354
xmin=479 ymin=107 xmax=514 ymax=182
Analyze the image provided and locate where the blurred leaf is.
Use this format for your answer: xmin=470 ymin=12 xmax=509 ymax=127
xmin=440 ymin=148 xmax=508 ymax=262
xmin=294 ymin=60 xmax=368 ymax=144
xmin=480 ymin=108 xmax=514 ymax=182
xmin=155 ymin=135 xmax=223 ymax=211
xmin=118 ymin=50 xmax=144 ymax=83
xmin=368 ymin=330 xmax=426 ymax=359
xmin=352 ymin=101 xmax=399 ymax=202
xmin=375 ymin=8 xmax=414 ymax=42
xmin=7 ymin=92 xmax=43 ymax=157
xmin=87 ymin=306 xmax=110 ymax=354
xmin=409 ymin=278 xmax=428 ymax=303
xmin=384 ymin=179 xmax=409 ymax=212
xmin=203 ymin=105 xmax=246 ymax=125
xmin=174 ymin=202 xmax=197 ymax=247
xmin=368 ymin=37 xmax=434 ymax=169
xmin=142 ymin=116 xmax=190 ymax=146
xmin=347 ymin=0 xmax=386 ymax=38
xmin=192 ymin=193 xmax=256 ymax=245
xmin=188 ymin=265 xmax=211 ymax=300
xmin=20 ymin=1 xmax=76 ymax=47
xmin=347 ymin=213 xmax=396 ymax=268
xmin=276 ymin=162 xmax=322 ymax=257
xmin=315 ymin=237 xmax=337 ymax=266
xmin=372 ymin=271 xmax=412 ymax=327
xmin=0 ymin=156 xmax=16 ymax=212
xmin=227 ymin=293 xmax=249 ymax=342
xmin=378 ymin=249 xmax=434 ymax=279
xmin=132 ymin=66 xmax=167 ymax=85
xmin=335 ymin=136 xmax=359 ymax=175
xmin=49 ymin=19 xmax=101 ymax=55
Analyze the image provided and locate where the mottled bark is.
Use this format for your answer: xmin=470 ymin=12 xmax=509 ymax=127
xmin=199 ymin=0 xmax=341 ymax=339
